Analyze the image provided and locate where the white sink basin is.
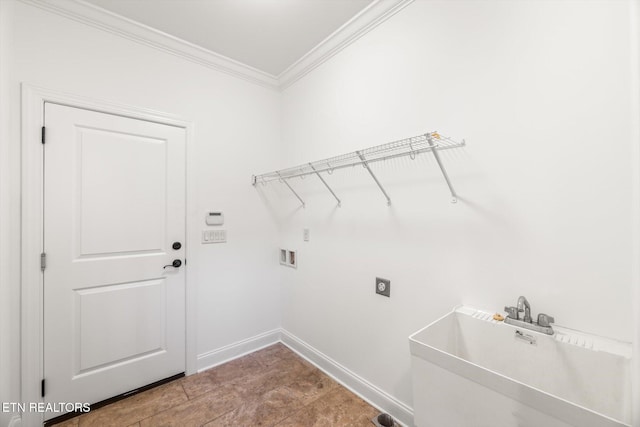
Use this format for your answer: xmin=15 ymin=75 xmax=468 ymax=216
xmin=409 ymin=306 xmax=631 ymax=427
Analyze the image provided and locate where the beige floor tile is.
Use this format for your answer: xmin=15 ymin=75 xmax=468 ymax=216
xmin=52 ymin=344 xmax=379 ymax=427
xmin=251 ymin=343 xmax=300 ymax=367
xmin=139 ymin=383 xmax=241 ymax=427
xmin=210 ymin=354 xmax=267 ymax=384
xmin=203 ymin=385 xmax=306 ymax=427
xmin=181 ymin=354 xmax=264 ymax=399
xmin=178 ymin=371 xmax=220 ymax=400
xmin=284 ymin=367 xmax=339 ymax=406
xmin=277 ymin=386 xmax=378 ymax=427
xmin=235 ymin=356 xmax=316 ymax=399
xmin=77 ymin=381 xmax=188 ymax=427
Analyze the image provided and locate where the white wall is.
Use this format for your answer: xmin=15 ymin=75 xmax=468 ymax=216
xmin=279 ymin=0 xmax=635 ymax=415
xmin=1 ymin=1 xmax=638 ymax=425
xmin=0 ymin=1 xmax=282 ymax=423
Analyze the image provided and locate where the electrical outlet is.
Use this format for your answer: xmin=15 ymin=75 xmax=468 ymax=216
xmin=376 ymin=277 xmax=390 ymax=297
xmin=303 ymin=228 xmax=309 ymax=242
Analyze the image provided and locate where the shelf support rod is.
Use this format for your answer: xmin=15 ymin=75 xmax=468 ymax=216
xmin=426 ymin=135 xmax=458 ymax=203
xmin=309 ymin=163 xmax=341 ymax=207
xmin=277 ymin=171 xmax=305 ymax=208
xmin=356 ymin=151 xmax=391 ymax=206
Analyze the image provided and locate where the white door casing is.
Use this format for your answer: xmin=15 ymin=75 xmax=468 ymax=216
xmin=42 ymin=103 xmax=186 ymax=417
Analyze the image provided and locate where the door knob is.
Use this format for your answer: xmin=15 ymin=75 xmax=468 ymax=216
xmin=172 ymin=242 xmax=181 ymax=250
xmin=163 ymin=259 xmax=182 ymax=269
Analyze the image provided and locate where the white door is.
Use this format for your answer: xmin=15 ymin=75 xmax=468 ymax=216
xmin=43 ymin=103 xmax=186 ymax=418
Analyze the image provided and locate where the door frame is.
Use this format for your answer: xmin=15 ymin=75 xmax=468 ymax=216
xmin=21 ymin=84 xmax=197 ymax=426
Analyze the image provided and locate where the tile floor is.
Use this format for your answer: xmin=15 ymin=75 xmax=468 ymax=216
xmin=53 ymin=343 xmax=380 ymax=426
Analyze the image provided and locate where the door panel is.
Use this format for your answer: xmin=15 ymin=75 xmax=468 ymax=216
xmin=74 ymin=279 xmax=166 ymax=375
xmin=76 ymin=127 xmax=167 ymax=257
xmin=43 ymin=103 xmax=186 ymax=417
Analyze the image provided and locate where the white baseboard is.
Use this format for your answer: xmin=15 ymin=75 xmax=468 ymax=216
xmin=196 ymin=329 xmax=281 ymax=372
xmin=280 ymin=329 xmax=414 ymax=427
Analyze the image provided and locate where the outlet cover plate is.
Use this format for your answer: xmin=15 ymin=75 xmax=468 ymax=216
xmin=376 ymin=277 xmax=390 ymax=297
xmin=202 ymin=229 xmax=227 ymax=244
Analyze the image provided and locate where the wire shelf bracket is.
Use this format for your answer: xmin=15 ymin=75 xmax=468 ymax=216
xmin=426 ymin=135 xmax=460 ymax=203
xmin=277 ymin=171 xmax=305 ymax=208
xmin=356 ymin=150 xmax=391 ymax=206
xmin=252 ymin=131 xmax=465 ymax=207
xmin=309 ymin=163 xmax=341 ymax=207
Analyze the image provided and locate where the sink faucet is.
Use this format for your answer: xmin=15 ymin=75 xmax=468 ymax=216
xmin=517 ymin=296 xmax=531 ymax=323
xmin=504 ymin=296 xmax=555 ymax=335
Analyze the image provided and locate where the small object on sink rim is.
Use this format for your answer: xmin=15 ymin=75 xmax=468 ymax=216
xmin=493 ymin=313 xmax=505 ymax=321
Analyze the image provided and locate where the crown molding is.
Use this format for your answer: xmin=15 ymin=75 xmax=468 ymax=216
xmin=277 ymin=0 xmax=414 ymax=90
xmin=18 ymin=0 xmax=280 ymax=90
xmin=17 ymin=0 xmax=414 ymax=91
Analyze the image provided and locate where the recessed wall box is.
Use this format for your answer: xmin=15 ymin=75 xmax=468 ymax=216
xmin=279 ymin=249 xmax=297 ymax=268
xmin=205 ymin=212 xmax=224 ymax=226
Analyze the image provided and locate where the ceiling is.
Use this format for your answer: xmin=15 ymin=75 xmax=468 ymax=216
xmin=83 ymin=0 xmax=374 ymax=76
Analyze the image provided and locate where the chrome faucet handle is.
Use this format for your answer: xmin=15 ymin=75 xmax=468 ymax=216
xmin=504 ymin=306 xmax=518 ymax=319
xmin=537 ymin=313 xmax=555 ymax=327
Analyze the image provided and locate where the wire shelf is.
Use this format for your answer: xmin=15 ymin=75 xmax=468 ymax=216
xmin=252 ymin=131 xmax=465 ymax=207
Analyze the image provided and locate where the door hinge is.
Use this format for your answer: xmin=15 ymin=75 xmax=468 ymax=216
xmin=40 ymin=252 xmax=46 ymax=271
xmin=41 ymin=379 xmax=45 ymax=397
xmin=41 ymin=126 xmax=45 ymax=144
